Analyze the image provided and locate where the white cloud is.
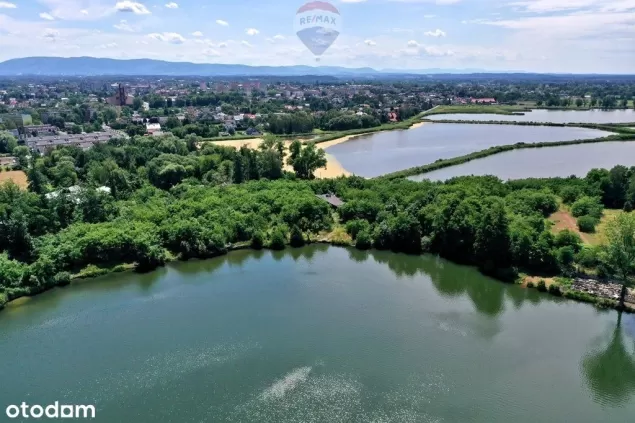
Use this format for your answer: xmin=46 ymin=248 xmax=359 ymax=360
xmin=191 ymin=31 xmax=203 ymax=37
xmin=0 ymin=2 xmax=16 ymax=8
xmin=364 ymin=39 xmax=377 ymax=46
xmin=203 ymin=48 xmax=221 ymax=57
xmin=424 ymin=14 xmax=436 ymax=18
xmin=245 ymin=28 xmax=259 ymax=36
xmin=39 ymin=12 xmax=55 ymax=20
xmin=114 ymin=19 xmax=135 ymax=32
xmin=42 ymin=28 xmax=59 ymax=40
xmin=165 ymin=2 xmax=178 ymax=8
xmin=241 ymin=40 xmax=253 ymax=47
xmin=218 ymin=42 xmax=228 ymax=48
xmin=407 ymin=39 xmax=419 ymax=47
xmin=115 ymin=1 xmax=151 ymax=15
xmin=509 ymin=0 xmax=598 ymax=13
xmin=148 ymin=32 xmax=186 ymax=44
xmin=341 ymin=0 xmax=367 ymax=2
xmin=216 ymin=19 xmax=229 ymax=26
xmin=99 ymin=42 xmax=118 ymax=49
xmin=194 ymin=38 xmax=215 ymax=46
xmin=476 ymin=10 xmax=635 ymax=40
xmin=35 ymin=0 xmax=112 ymax=20
xmin=421 ymin=46 xmax=454 ymax=56
xmin=424 ymin=29 xmax=446 ymax=37
xmin=266 ymin=34 xmax=286 ymax=43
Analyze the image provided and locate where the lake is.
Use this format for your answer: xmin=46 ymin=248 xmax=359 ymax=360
xmin=1 ymin=246 xmax=634 ymax=423
xmin=410 ymin=141 xmax=635 ymax=182
xmin=325 ymin=124 xmax=612 ymax=177
xmin=427 ymin=109 xmax=635 ymax=124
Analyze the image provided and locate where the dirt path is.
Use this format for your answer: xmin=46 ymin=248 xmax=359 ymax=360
xmin=549 ymin=210 xmax=592 ymax=243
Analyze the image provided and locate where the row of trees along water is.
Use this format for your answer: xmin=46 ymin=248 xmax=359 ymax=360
xmin=1 ymin=134 xmax=635 ymax=309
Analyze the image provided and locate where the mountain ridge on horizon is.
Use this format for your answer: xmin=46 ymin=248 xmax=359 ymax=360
xmin=0 ymin=56 xmax=632 ymax=77
xmin=0 ymin=56 xmax=518 ymax=77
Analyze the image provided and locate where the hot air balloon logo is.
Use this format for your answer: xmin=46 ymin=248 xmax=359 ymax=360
xmin=294 ymin=1 xmax=342 ymax=61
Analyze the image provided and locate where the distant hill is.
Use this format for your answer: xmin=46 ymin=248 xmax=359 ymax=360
xmin=0 ymin=57 xmax=385 ymax=77
xmin=0 ymin=56 xmax=501 ymax=77
xmin=2 ymin=57 xmax=632 ymax=79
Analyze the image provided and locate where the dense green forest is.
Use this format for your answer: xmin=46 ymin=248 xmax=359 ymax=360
xmin=1 ymin=133 xmax=635 ymax=310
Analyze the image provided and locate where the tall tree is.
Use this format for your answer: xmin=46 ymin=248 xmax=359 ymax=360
xmin=0 ymin=132 xmax=17 ymax=154
xmin=287 ymin=141 xmax=326 ymax=179
xmin=602 ymin=213 xmax=635 ymax=309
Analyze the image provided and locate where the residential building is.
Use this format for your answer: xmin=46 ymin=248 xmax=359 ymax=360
xmin=146 ymin=123 xmax=162 ymax=135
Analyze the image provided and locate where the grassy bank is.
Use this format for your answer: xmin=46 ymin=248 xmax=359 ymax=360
xmin=423 ymin=118 xmax=635 ymax=129
xmin=201 ymin=115 xmax=427 ymax=145
xmin=312 ymin=120 xmax=418 ymax=145
xmin=421 ymin=104 xmax=531 ymax=116
xmin=523 ymin=277 xmax=635 ymax=313
xmin=4 ymin=239 xmax=632 ymax=315
xmin=381 ymin=133 xmax=635 ymax=180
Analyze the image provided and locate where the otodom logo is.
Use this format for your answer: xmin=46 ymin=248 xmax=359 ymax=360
xmin=294 ymin=1 xmax=342 ymax=60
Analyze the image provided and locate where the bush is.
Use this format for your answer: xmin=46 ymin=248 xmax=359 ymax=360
xmin=577 ymin=215 xmax=598 ymax=233
xmin=548 ymin=284 xmax=562 ymax=296
xmin=53 ymin=271 xmax=71 ymax=287
xmin=355 ymin=229 xmax=372 ymax=250
xmin=564 ymin=290 xmax=597 ymax=304
xmin=624 ymin=201 xmax=634 ymax=213
xmin=289 ymin=225 xmax=305 ymax=247
xmin=555 ymin=229 xmax=582 ymax=252
xmin=537 ymin=279 xmax=547 ymax=292
xmin=76 ymin=264 xmax=110 ymax=279
xmin=596 ymin=298 xmax=616 ymax=309
xmin=345 ymin=219 xmax=370 ymax=240
xmin=596 ymin=263 xmax=611 ymax=280
xmin=526 ymin=281 xmax=535 ymax=288
xmin=420 ymin=235 xmax=432 ymax=253
xmin=329 ymin=227 xmax=352 ymax=246
xmin=268 ymin=228 xmax=286 ymax=250
xmin=571 ymin=196 xmax=603 ymax=219
xmin=576 ymin=246 xmax=600 ymax=268
xmin=557 ymin=246 xmax=576 ymax=275
xmin=560 ymin=186 xmax=581 ymax=204
xmin=251 ymin=231 xmax=264 ymax=250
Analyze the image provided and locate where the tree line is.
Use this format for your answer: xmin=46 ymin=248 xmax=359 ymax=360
xmin=1 ymin=135 xmax=635 ymax=310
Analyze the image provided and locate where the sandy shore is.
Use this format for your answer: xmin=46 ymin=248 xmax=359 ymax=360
xmin=208 ymin=121 xmax=428 ymax=179
xmin=210 ymin=138 xmax=351 ymax=179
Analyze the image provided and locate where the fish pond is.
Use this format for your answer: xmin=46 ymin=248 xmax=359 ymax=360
xmin=324 ymin=123 xmax=612 ymax=178
xmin=409 ymin=141 xmax=635 ymax=181
xmin=426 ymin=109 xmax=635 ymax=124
xmin=1 ymin=246 xmax=634 ymax=423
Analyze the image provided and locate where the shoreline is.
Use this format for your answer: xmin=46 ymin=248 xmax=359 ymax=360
xmin=209 ymin=138 xmax=353 ymax=179
xmin=3 ymin=242 xmax=633 ymax=314
xmin=208 ymin=122 xmax=430 ymax=178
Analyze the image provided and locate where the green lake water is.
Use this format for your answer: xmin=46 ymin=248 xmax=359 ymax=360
xmin=1 ymin=246 xmax=634 ymax=422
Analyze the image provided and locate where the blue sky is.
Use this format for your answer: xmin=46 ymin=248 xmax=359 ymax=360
xmin=1 ymin=0 xmax=635 ymax=73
